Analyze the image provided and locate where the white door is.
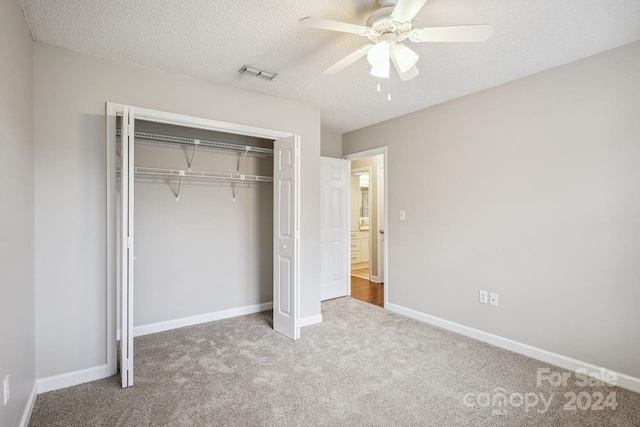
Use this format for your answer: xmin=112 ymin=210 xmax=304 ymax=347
xmin=377 ymin=165 xmax=384 ymax=283
xmin=120 ymin=106 xmax=135 ymax=387
xmin=320 ymin=157 xmax=349 ymax=301
xmin=273 ymin=136 xmax=300 ymax=340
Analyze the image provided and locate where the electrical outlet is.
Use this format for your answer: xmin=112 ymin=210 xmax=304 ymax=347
xmin=400 ymin=210 xmax=406 ymax=220
xmin=490 ymin=293 xmax=499 ymax=307
xmin=3 ymin=374 xmax=9 ymax=405
xmin=479 ymin=290 xmax=488 ymax=304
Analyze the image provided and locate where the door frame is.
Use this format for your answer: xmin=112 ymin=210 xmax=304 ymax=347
xmin=376 ymin=164 xmax=384 ymax=284
xmin=343 ymin=147 xmax=388 ymax=308
xmin=106 ymin=102 xmax=300 ymax=380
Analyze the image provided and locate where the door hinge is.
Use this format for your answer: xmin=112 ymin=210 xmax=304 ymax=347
xmin=295 ymin=230 xmax=300 ymax=239
xmin=123 ymin=358 xmax=133 ymax=370
xmin=127 ymin=237 xmax=133 ymax=248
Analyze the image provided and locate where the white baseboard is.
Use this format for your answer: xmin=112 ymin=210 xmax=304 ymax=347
xmin=19 ymin=382 xmax=38 ymax=427
xmin=370 ymin=275 xmax=382 ymax=283
xmin=298 ymin=314 xmax=323 ymax=327
xmin=37 ymin=364 xmax=113 ymax=394
xmin=386 ymin=302 xmax=640 ymax=394
xmin=118 ymin=302 xmax=273 ymax=340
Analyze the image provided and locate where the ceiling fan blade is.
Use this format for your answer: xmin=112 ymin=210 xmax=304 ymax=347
xmin=323 ymin=44 xmax=375 ymax=75
xmin=391 ymin=0 xmax=429 ymax=23
xmin=410 ymin=24 xmax=494 ymax=43
xmin=300 ymin=16 xmax=369 ymax=35
xmin=391 ymin=53 xmax=419 ymax=81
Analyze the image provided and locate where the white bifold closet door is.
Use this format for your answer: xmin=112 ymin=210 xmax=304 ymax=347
xmin=320 ymin=157 xmax=349 ymax=301
xmin=120 ymin=106 xmax=135 ymax=388
xmin=273 ymin=136 xmax=301 ymax=340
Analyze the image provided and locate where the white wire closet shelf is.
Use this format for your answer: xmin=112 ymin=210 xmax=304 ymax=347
xmin=116 ymin=129 xmax=274 ymax=155
xmin=116 ymin=128 xmax=273 ymax=202
xmin=131 ymin=167 xmax=273 ymax=183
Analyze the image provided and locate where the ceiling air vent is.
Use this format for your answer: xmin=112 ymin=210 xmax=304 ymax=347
xmin=238 ymin=65 xmax=277 ymax=81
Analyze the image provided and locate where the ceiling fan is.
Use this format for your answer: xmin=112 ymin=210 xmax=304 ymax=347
xmin=300 ymin=0 xmax=493 ymax=82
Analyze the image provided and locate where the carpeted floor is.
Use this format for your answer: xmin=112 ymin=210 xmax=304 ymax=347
xmin=30 ymin=298 xmax=640 ymax=426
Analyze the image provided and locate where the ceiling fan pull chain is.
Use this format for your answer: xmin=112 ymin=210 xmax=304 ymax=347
xmin=377 ymin=78 xmax=381 ymax=93
xmin=387 ymin=77 xmax=392 ymax=102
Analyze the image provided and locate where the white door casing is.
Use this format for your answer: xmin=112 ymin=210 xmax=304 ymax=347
xmin=273 ymin=136 xmax=300 ymax=340
xmin=320 ymin=157 xmax=349 ymax=301
xmin=343 ymin=147 xmax=388 ymax=308
xmin=377 ymin=164 xmax=385 ymax=283
xmin=120 ymin=106 xmax=135 ymax=388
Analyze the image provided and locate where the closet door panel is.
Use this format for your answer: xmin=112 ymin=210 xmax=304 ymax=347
xmin=273 ymin=136 xmax=300 ymax=340
xmin=119 ymin=106 xmax=135 ymax=388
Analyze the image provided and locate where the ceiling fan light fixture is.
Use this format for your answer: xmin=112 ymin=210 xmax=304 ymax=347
xmin=392 ymin=43 xmax=419 ymax=73
xmin=367 ymin=40 xmax=391 ymax=78
xmin=370 ymin=60 xmax=390 ymax=79
xmin=367 ymin=40 xmax=390 ymax=67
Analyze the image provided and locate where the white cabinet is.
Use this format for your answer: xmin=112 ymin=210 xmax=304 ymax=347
xmin=351 ymin=230 xmax=370 ymax=265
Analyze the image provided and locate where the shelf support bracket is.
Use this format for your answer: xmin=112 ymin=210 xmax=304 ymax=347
xmin=187 ymin=139 xmax=200 ymax=171
xmin=232 ymin=147 xmax=250 ymax=202
xmin=232 ymin=183 xmax=240 ymax=203
xmin=232 ymin=174 xmax=246 ymax=202
xmin=175 ymin=170 xmax=185 ymax=201
xmin=237 ymin=146 xmax=250 ymax=173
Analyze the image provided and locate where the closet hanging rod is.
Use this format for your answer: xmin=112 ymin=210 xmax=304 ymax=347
xmin=115 ymin=130 xmax=274 ymax=155
xmin=118 ymin=166 xmax=273 ymax=183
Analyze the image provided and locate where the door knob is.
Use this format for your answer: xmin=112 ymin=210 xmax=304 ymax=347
xmin=380 ymin=230 xmax=384 ymax=234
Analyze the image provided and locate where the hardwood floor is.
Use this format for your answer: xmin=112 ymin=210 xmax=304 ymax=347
xmin=350 ymin=275 xmax=384 ymax=307
xmin=351 ymin=268 xmax=370 ymax=280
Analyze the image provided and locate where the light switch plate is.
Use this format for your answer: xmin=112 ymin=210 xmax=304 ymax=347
xmin=479 ymin=290 xmax=488 ymax=304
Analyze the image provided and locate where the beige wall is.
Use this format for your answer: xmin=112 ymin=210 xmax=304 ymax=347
xmin=321 ymin=129 xmax=342 ymax=158
xmin=343 ymin=42 xmax=640 ymax=378
xmin=0 ymin=0 xmax=36 ymax=424
xmin=351 ymin=155 xmax=384 ymax=279
xmin=34 ymin=42 xmax=322 ymax=379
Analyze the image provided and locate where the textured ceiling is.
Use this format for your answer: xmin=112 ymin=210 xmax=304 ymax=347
xmin=20 ymin=0 xmax=640 ymax=133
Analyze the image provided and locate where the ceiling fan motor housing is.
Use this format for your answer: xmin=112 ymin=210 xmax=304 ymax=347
xmin=366 ymin=7 xmax=413 ymax=42
xmin=366 ymin=6 xmax=394 ymax=27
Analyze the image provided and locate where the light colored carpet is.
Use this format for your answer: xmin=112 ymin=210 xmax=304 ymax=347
xmin=30 ymin=298 xmax=639 ymax=426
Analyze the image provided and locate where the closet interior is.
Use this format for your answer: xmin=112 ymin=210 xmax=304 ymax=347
xmin=116 ymin=117 xmax=276 ymax=368
xmin=112 ymin=104 xmax=300 ymax=388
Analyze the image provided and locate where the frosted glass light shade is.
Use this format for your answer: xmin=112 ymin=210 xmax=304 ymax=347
xmin=370 ymin=60 xmax=390 ymax=78
xmin=367 ymin=40 xmax=390 ymax=66
xmin=367 ymin=41 xmax=390 ymax=78
xmin=393 ymin=43 xmax=419 ymax=73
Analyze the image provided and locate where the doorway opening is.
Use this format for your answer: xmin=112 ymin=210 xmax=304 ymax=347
xmin=344 ymin=149 xmax=387 ymax=308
